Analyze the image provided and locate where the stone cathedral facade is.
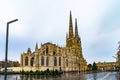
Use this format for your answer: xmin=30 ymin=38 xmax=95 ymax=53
xmin=20 ymin=12 xmax=87 ymax=72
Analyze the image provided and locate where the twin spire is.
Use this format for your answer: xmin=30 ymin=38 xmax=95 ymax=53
xmin=69 ymin=11 xmax=79 ymax=38
xmin=75 ymin=18 xmax=78 ymax=37
xmin=69 ymin=11 xmax=73 ymax=38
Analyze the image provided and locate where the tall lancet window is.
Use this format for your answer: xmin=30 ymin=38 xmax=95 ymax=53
xmin=41 ymin=56 xmax=44 ymax=66
xmin=54 ymin=57 xmax=57 ymax=66
xmin=46 ymin=57 xmax=49 ymax=66
xmin=25 ymin=56 xmax=28 ymax=66
xmin=59 ymin=57 xmax=61 ymax=66
xmin=46 ymin=46 xmax=48 ymax=54
xmin=30 ymin=57 xmax=34 ymax=66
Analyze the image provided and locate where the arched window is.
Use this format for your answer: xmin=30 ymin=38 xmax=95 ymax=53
xmin=54 ymin=57 xmax=57 ymax=66
xmin=30 ymin=57 xmax=34 ymax=66
xmin=43 ymin=51 xmax=45 ymax=55
xmin=46 ymin=46 xmax=48 ymax=54
xmin=53 ymin=51 xmax=56 ymax=56
xmin=25 ymin=56 xmax=28 ymax=66
xmin=41 ymin=56 xmax=44 ymax=66
xmin=46 ymin=57 xmax=49 ymax=66
xmin=59 ymin=57 xmax=61 ymax=66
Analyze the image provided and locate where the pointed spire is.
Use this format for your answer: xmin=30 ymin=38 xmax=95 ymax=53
xmin=27 ymin=48 xmax=31 ymax=53
xmin=41 ymin=43 xmax=42 ymax=47
xmin=75 ymin=18 xmax=79 ymax=37
xmin=66 ymin=32 xmax=68 ymax=39
xmin=35 ymin=42 xmax=38 ymax=51
xmin=69 ymin=11 xmax=73 ymax=38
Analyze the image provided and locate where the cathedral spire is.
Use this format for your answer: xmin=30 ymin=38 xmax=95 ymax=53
xmin=35 ymin=42 xmax=38 ymax=51
xmin=75 ymin=18 xmax=79 ymax=37
xmin=69 ymin=11 xmax=73 ymax=38
xmin=66 ymin=32 xmax=68 ymax=39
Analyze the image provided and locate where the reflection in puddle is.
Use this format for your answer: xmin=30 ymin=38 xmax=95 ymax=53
xmin=0 ymin=72 xmax=119 ymax=80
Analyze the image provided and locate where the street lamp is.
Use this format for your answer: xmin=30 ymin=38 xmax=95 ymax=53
xmin=4 ymin=19 xmax=18 ymax=80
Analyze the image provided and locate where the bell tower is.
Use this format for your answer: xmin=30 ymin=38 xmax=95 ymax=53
xmin=66 ymin=11 xmax=83 ymax=56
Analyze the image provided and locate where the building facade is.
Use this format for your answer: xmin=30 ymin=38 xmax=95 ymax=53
xmin=96 ymin=43 xmax=120 ymax=71
xmin=0 ymin=60 xmax=20 ymax=68
xmin=97 ymin=62 xmax=118 ymax=71
xmin=20 ymin=12 xmax=87 ymax=72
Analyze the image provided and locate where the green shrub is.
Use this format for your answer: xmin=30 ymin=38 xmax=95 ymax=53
xmin=20 ymin=69 xmax=63 ymax=76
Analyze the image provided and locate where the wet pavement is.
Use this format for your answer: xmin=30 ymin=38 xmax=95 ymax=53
xmin=0 ymin=72 xmax=120 ymax=80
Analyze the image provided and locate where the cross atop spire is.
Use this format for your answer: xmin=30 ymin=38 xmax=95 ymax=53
xmin=69 ymin=11 xmax=73 ymax=38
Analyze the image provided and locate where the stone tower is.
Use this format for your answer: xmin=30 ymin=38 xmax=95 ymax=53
xmin=66 ymin=11 xmax=82 ymax=51
xmin=65 ymin=11 xmax=86 ymax=71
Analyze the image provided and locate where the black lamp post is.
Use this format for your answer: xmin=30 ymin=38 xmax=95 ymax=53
xmin=4 ymin=19 xmax=18 ymax=80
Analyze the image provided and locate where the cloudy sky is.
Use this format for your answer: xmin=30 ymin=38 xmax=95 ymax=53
xmin=0 ymin=0 xmax=120 ymax=64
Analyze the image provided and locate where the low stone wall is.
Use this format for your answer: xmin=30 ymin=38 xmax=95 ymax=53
xmin=10 ymin=67 xmax=36 ymax=72
xmin=10 ymin=66 xmax=61 ymax=72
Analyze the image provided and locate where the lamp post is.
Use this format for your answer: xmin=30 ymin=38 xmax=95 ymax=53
xmin=4 ymin=19 xmax=18 ymax=80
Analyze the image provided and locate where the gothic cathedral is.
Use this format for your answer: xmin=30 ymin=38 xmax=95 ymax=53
xmin=20 ymin=11 xmax=87 ymax=72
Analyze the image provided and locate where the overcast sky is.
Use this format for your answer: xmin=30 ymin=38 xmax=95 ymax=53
xmin=0 ymin=0 xmax=120 ymax=64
